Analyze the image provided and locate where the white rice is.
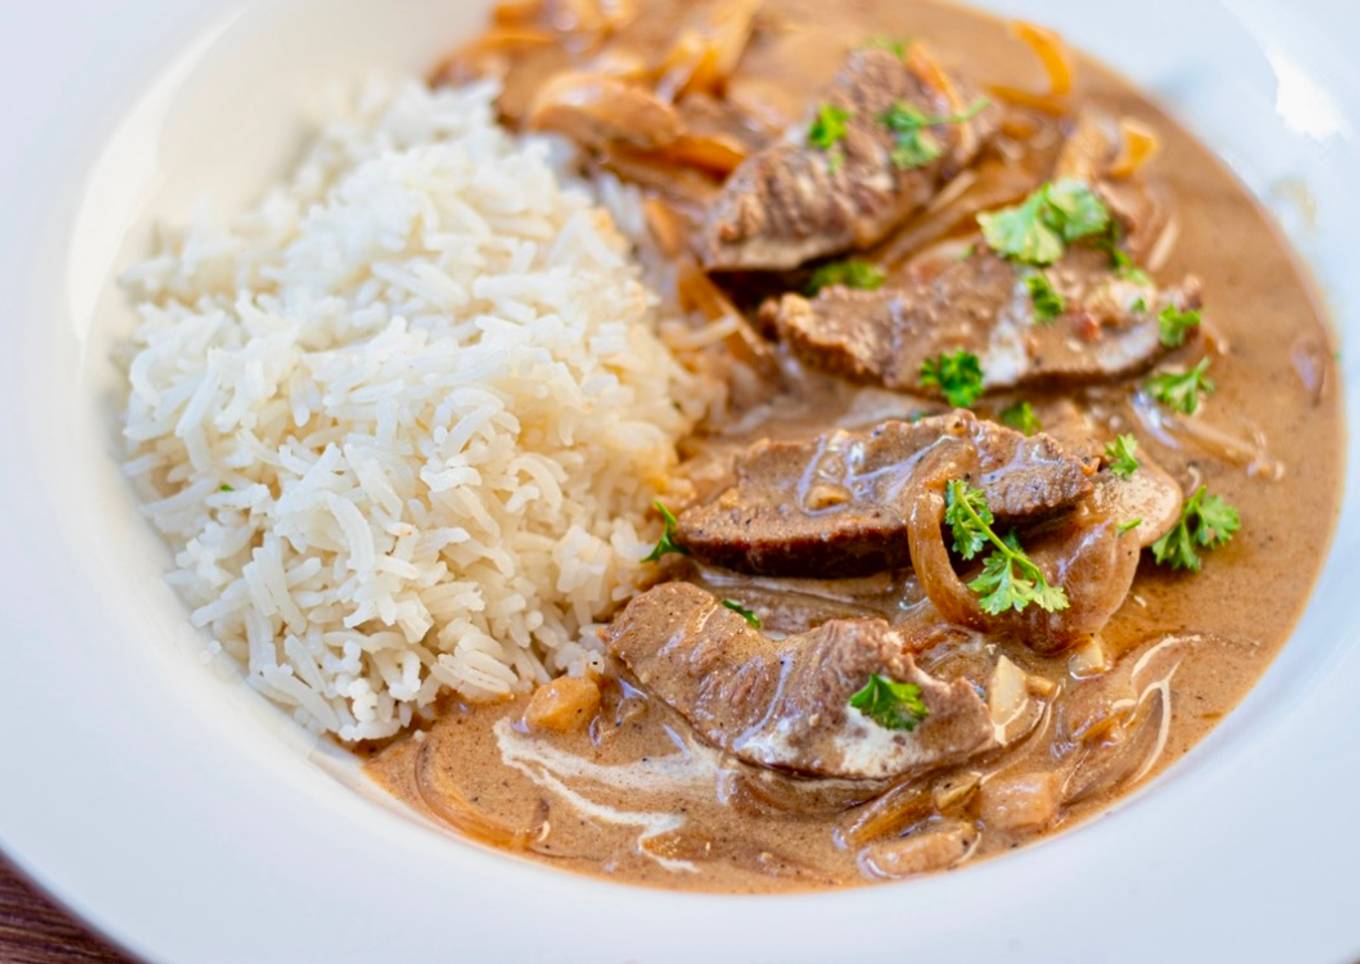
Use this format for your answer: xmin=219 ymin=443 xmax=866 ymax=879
xmin=119 ymin=79 xmax=720 ymax=741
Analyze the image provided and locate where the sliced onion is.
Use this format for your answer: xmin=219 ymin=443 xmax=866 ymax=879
xmin=643 ymin=196 xmax=690 ymax=258
xmin=415 ymin=735 xmax=540 ymax=851
xmin=1109 ymin=117 xmax=1162 ymax=179
xmin=656 ymin=0 xmax=760 ymax=100
xmin=990 ymin=21 xmax=1074 ymax=114
xmin=654 ymin=132 xmax=748 ymax=175
xmin=527 ymin=72 xmax=682 ymax=150
xmin=840 ymin=781 xmax=934 ymax=847
xmin=988 ymin=655 xmax=1029 ymax=726
xmin=1131 ymin=391 xmax=1285 ymax=480
xmin=1068 ymin=636 xmax=1111 ymax=679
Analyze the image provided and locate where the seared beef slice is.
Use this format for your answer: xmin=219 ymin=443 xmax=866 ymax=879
xmin=606 ymin=582 xmax=994 ymax=780
xmin=676 ymin=411 xmax=1094 ymax=577
xmin=698 ymin=46 xmax=997 ymax=271
xmin=765 ymin=246 xmax=1202 ymax=393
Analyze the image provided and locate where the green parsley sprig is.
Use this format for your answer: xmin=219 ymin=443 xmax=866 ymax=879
xmin=1158 ymin=305 xmax=1202 ymax=348
xmin=1150 ymin=485 xmax=1241 ymax=572
xmin=721 ymin=599 xmax=762 ymax=629
xmin=920 ymin=350 xmax=984 ymax=408
xmin=1024 ymin=270 xmax=1065 ymax=323
xmin=944 ymin=480 xmax=1070 ymax=615
xmin=977 ymin=178 xmax=1111 ymax=266
xmin=849 ymin=674 xmax=929 ymax=731
xmin=806 ymin=258 xmax=886 ymax=295
xmin=1095 ymin=228 xmax=1153 ymax=285
xmin=861 ymin=35 xmax=910 ymax=59
xmin=1147 ymin=357 xmax=1215 ymax=415
xmin=878 ymin=97 xmax=988 ymax=171
xmin=644 ymin=501 xmax=690 ymax=563
xmin=1104 ymin=434 xmax=1141 ymax=480
xmin=1000 ymin=400 xmax=1041 ymax=436
xmin=809 ymin=103 xmax=852 ymax=171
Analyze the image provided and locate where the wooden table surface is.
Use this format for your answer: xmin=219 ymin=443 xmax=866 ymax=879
xmin=0 ymin=860 xmax=132 ymax=963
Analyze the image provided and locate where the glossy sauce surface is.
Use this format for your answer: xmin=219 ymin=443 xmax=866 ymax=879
xmin=368 ymin=0 xmax=1344 ymax=892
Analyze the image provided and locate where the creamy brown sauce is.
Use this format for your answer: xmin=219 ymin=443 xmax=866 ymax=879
xmin=368 ymin=0 xmax=1344 ymax=892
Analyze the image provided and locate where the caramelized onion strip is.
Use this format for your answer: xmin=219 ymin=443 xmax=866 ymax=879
xmin=1109 ymin=117 xmax=1162 ymax=179
xmin=415 ymin=735 xmax=539 ymax=851
xmin=904 ymin=442 xmax=990 ymax=631
xmin=989 ymin=21 xmax=1074 ymax=115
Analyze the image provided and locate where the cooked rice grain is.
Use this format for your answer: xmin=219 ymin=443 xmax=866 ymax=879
xmin=120 ymin=80 xmax=716 ymax=741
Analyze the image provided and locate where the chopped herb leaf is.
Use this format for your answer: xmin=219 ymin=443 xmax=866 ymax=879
xmin=945 ymin=480 xmax=1070 ymax=615
xmin=862 ymin=35 xmax=910 ymax=58
xmin=1024 ymin=270 xmax=1065 ymax=323
xmin=1147 ymin=357 xmax=1215 ymax=416
xmin=1132 ymin=296 xmax=1148 ymax=313
xmin=721 ymin=599 xmax=763 ymax=629
xmin=1120 ymin=263 xmax=1153 ymax=286
xmin=1000 ymin=400 xmax=1041 ymax=436
xmin=809 ymin=103 xmax=852 ymax=154
xmin=1117 ymin=518 xmax=1143 ymax=535
xmin=1104 ymin=434 xmax=1141 ymax=480
xmin=219 ymin=484 xmax=234 ymax=492
xmin=1158 ymin=305 xmax=1202 ymax=348
xmin=849 ymin=673 xmax=929 ymax=731
xmin=878 ymin=98 xmax=988 ymax=171
xmin=920 ymin=350 xmax=984 ymax=408
xmin=806 ymin=258 xmax=886 ymax=295
xmin=978 ymin=179 xmax=1110 ymax=266
xmin=1044 ymin=179 xmax=1112 ymax=240
xmin=1150 ymin=485 xmax=1241 ymax=573
xmin=1096 ymin=231 xmax=1153 ymax=285
xmin=945 ymin=478 xmax=995 ymax=561
xmin=644 ymin=501 xmax=690 ymax=562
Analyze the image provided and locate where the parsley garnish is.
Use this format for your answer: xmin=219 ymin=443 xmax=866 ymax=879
xmin=920 ymin=350 xmax=984 ymax=408
xmin=1150 ymin=485 xmax=1241 ymax=572
xmin=1147 ymin=357 xmax=1215 ymax=415
xmin=806 ymin=258 xmax=886 ymax=295
xmin=809 ymin=103 xmax=852 ymax=170
xmin=1097 ymin=230 xmax=1153 ymax=285
xmin=878 ymin=98 xmax=988 ymax=170
xmin=1000 ymin=400 xmax=1041 ymax=436
xmin=977 ymin=178 xmax=1111 ymax=266
xmin=219 ymin=484 xmax=234 ymax=492
xmin=1104 ymin=434 xmax=1141 ymax=480
xmin=862 ymin=35 xmax=909 ymax=59
xmin=1024 ymin=270 xmax=1065 ymax=323
xmin=1158 ymin=305 xmax=1202 ymax=348
xmin=944 ymin=480 xmax=1070 ymax=615
xmin=1117 ymin=518 xmax=1143 ymax=535
xmin=721 ymin=599 xmax=762 ymax=629
xmin=644 ymin=501 xmax=690 ymax=562
xmin=849 ymin=674 xmax=929 ymax=731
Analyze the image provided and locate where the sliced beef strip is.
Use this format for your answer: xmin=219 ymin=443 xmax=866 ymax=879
xmin=698 ymin=46 xmax=998 ymax=272
xmin=605 ymin=582 xmax=996 ymax=780
xmin=676 ymin=410 xmax=1095 ymax=577
xmin=764 ymin=245 xmax=1203 ymax=395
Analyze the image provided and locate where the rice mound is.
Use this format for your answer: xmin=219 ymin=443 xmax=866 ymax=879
xmin=120 ymin=80 xmax=715 ymax=741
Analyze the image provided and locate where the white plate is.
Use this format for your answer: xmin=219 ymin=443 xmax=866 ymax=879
xmin=0 ymin=1 xmax=1357 ymax=961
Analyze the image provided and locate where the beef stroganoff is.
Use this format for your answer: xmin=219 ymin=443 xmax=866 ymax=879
xmin=122 ymin=0 xmax=1343 ymax=892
